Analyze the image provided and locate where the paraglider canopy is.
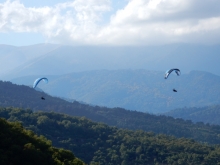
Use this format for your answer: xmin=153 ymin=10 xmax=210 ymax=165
xmin=164 ymin=68 xmax=181 ymax=79
xmin=33 ymin=77 xmax=48 ymax=89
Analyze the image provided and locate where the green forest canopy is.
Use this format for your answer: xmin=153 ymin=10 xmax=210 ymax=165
xmin=1 ymin=107 xmax=220 ymax=165
xmin=0 ymin=117 xmax=84 ymax=165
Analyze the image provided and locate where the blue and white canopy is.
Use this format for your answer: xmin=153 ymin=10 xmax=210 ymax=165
xmin=164 ymin=69 xmax=181 ymax=79
xmin=33 ymin=77 xmax=48 ymax=89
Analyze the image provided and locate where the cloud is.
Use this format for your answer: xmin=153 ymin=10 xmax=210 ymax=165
xmin=104 ymin=0 xmax=220 ymax=45
xmin=0 ymin=0 xmax=220 ymax=45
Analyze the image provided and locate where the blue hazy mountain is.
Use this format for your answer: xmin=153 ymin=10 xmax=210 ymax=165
xmin=1 ymin=43 xmax=220 ymax=80
xmin=11 ymin=69 xmax=220 ymax=113
xmin=164 ymin=105 xmax=220 ymax=125
xmin=0 ymin=44 xmax=60 ymax=76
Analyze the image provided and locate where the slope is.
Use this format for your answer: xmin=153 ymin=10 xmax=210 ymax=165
xmin=0 ymin=44 xmax=61 ymax=77
xmin=2 ymin=43 xmax=220 ymax=80
xmin=0 ymin=81 xmax=220 ymax=145
xmin=1 ymin=107 xmax=220 ymax=165
xmin=11 ymin=69 xmax=220 ymax=113
xmin=164 ymin=105 xmax=220 ymax=125
xmin=0 ymin=117 xmax=84 ymax=165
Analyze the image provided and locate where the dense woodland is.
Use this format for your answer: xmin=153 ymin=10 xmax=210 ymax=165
xmin=0 ymin=117 xmax=84 ymax=165
xmin=2 ymin=107 xmax=220 ymax=164
xmin=164 ymin=105 xmax=220 ymax=125
xmin=1 ymin=81 xmax=220 ymax=145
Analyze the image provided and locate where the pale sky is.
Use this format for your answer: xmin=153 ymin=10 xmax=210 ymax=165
xmin=0 ymin=0 xmax=220 ymax=46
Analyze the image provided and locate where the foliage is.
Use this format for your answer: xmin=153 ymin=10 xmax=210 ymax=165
xmin=1 ymin=107 xmax=220 ymax=164
xmin=0 ymin=117 xmax=85 ymax=165
xmin=1 ymin=81 xmax=220 ymax=145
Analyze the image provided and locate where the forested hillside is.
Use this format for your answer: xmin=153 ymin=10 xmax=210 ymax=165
xmin=164 ymin=105 xmax=220 ymax=125
xmin=11 ymin=70 xmax=220 ymax=113
xmin=1 ymin=107 xmax=220 ymax=165
xmin=0 ymin=117 xmax=84 ymax=165
xmin=1 ymin=81 xmax=220 ymax=145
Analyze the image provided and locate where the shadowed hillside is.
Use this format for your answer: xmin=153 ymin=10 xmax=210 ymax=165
xmin=1 ymin=107 xmax=220 ymax=165
xmin=0 ymin=117 xmax=84 ymax=165
xmin=1 ymin=81 xmax=220 ymax=145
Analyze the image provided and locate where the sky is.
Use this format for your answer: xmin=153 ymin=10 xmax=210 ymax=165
xmin=0 ymin=0 xmax=220 ymax=46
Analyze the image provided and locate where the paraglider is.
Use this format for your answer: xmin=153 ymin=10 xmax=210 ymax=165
xmin=164 ymin=69 xmax=181 ymax=92
xmin=164 ymin=68 xmax=181 ymax=79
xmin=33 ymin=77 xmax=48 ymax=100
xmin=33 ymin=77 xmax=48 ymax=89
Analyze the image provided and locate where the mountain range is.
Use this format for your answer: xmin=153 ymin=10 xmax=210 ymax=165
xmin=1 ymin=43 xmax=220 ymax=81
xmin=1 ymin=80 xmax=220 ymax=145
xmin=2 ymin=77 xmax=220 ymax=163
xmin=11 ymin=69 xmax=220 ymax=113
xmin=1 ymin=43 xmax=220 ymax=164
xmin=0 ymin=44 xmax=60 ymax=76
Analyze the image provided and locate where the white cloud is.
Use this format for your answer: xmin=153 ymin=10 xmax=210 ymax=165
xmin=103 ymin=0 xmax=220 ymax=45
xmin=0 ymin=0 xmax=220 ymax=45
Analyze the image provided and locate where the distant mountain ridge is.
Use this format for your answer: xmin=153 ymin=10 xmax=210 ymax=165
xmin=0 ymin=44 xmax=60 ymax=76
xmin=1 ymin=43 xmax=220 ymax=80
xmin=164 ymin=105 xmax=220 ymax=125
xmin=11 ymin=69 xmax=220 ymax=113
